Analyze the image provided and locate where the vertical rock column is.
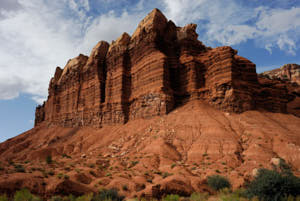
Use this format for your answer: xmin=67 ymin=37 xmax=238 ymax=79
xmin=128 ymin=8 xmax=174 ymax=119
xmin=103 ymin=33 xmax=131 ymax=124
xmin=78 ymin=41 xmax=109 ymax=126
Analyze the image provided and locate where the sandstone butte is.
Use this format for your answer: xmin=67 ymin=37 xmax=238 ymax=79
xmin=0 ymin=8 xmax=300 ymax=199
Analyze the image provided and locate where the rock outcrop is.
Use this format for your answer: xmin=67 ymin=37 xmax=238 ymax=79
xmin=35 ymin=9 xmax=299 ymax=128
xmin=2 ymin=9 xmax=300 ymax=199
xmin=259 ymin=64 xmax=300 ymax=117
xmin=260 ymin=64 xmax=300 ymax=84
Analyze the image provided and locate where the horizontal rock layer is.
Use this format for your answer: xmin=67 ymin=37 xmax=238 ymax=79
xmin=35 ymin=9 xmax=300 ymax=127
xmin=260 ymin=64 xmax=300 ymax=85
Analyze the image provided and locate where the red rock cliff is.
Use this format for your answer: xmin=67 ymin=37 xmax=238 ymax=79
xmin=35 ymin=9 xmax=299 ymax=127
xmin=259 ymin=64 xmax=300 ymax=117
xmin=261 ymin=64 xmax=300 ymax=84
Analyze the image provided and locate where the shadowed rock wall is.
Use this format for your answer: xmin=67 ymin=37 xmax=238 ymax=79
xmin=35 ymin=9 xmax=298 ymax=127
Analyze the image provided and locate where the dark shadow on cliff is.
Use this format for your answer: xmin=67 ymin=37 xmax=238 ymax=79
xmin=121 ymin=50 xmax=132 ymax=123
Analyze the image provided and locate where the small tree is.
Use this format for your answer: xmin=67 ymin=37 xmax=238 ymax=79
xmin=246 ymin=168 xmax=300 ymax=201
xmin=92 ymin=189 xmax=124 ymax=201
xmin=0 ymin=195 xmax=8 ymax=201
xmin=46 ymin=155 xmax=53 ymax=164
xmin=14 ymin=189 xmax=41 ymax=201
xmin=162 ymin=194 xmax=180 ymax=201
xmin=207 ymin=175 xmax=231 ymax=191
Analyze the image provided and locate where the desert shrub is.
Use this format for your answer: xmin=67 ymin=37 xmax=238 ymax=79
xmin=281 ymin=195 xmax=298 ymax=201
xmin=62 ymin=154 xmax=72 ymax=159
xmin=65 ymin=194 xmax=76 ymax=201
xmin=162 ymin=194 xmax=180 ymax=201
xmin=220 ymin=193 xmax=249 ymax=201
xmin=76 ymin=193 xmax=93 ymax=201
xmin=221 ymin=195 xmax=247 ymax=201
xmin=246 ymin=168 xmax=300 ymax=201
xmin=89 ymin=164 xmax=95 ymax=168
xmin=0 ymin=195 xmax=8 ymax=201
xmin=64 ymin=174 xmax=70 ymax=180
xmin=51 ymin=196 xmax=64 ymax=201
xmin=232 ymin=188 xmax=248 ymax=198
xmin=89 ymin=171 xmax=97 ymax=177
xmin=14 ymin=164 xmax=25 ymax=173
xmin=57 ymin=173 xmax=64 ymax=179
xmin=207 ymin=175 xmax=231 ymax=191
xmin=122 ymin=185 xmax=128 ymax=191
xmin=14 ymin=189 xmax=41 ymax=201
xmin=92 ymin=189 xmax=124 ymax=201
xmin=46 ymin=155 xmax=53 ymax=164
xmin=48 ymin=170 xmax=55 ymax=176
xmin=189 ymin=192 xmax=209 ymax=201
xmin=219 ymin=188 xmax=232 ymax=195
xmin=162 ymin=172 xmax=173 ymax=179
xmin=130 ymin=161 xmax=139 ymax=167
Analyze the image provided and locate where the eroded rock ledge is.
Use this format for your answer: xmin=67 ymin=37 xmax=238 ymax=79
xmin=35 ymin=8 xmax=300 ymax=127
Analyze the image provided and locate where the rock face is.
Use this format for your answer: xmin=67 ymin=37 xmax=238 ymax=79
xmin=35 ymin=9 xmax=257 ymax=127
xmin=2 ymin=9 xmax=300 ymax=199
xmin=35 ymin=9 xmax=299 ymax=128
xmin=2 ymin=101 xmax=300 ymax=199
xmin=259 ymin=64 xmax=300 ymax=117
xmin=261 ymin=64 xmax=300 ymax=84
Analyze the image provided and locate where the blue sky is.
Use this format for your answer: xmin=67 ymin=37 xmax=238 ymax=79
xmin=1 ymin=0 xmax=300 ymax=142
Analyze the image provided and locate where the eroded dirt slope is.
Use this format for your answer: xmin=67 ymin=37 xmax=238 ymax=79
xmin=1 ymin=101 xmax=300 ymax=198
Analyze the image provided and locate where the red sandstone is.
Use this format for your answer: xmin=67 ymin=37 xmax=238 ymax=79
xmin=1 ymin=8 xmax=300 ymax=199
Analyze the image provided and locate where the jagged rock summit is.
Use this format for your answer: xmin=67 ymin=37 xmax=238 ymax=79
xmin=1 ymin=9 xmax=300 ymax=199
xmin=259 ymin=63 xmax=300 ymax=117
xmin=35 ymin=8 xmax=299 ymax=128
xmin=261 ymin=63 xmax=300 ymax=85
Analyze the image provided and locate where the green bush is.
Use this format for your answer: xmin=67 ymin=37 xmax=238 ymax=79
xmin=0 ymin=195 xmax=8 ymax=201
xmin=14 ymin=189 xmax=41 ymax=201
xmin=64 ymin=174 xmax=70 ymax=180
xmin=57 ymin=173 xmax=64 ymax=179
xmin=162 ymin=172 xmax=173 ymax=179
xmin=92 ymin=189 xmax=124 ymax=201
xmin=190 ymin=192 xmax=209 ymax=201
xmin=51 ymin=196 xmax=64 ymax=201
xmin=76 ymin=193 xmax=93 ymax=201
xmin=66 ymin=194 xmax=76 ymax=201
xmin=207 ymin=175 xmax=231 ymax=191
xmin=122 ymin=185 xmax=128 ymax=191
xmin=246 ymin=168 xmax=300 ymax=201
xmin=220 ymin=193 xmax=248 ymax=201
xmin=14 ymin=164 xmax=25 ymax=173
xmin=232 ymin=188 xmax=248 ymax=198
xmin=162 ymin=194 xmax=180 ymax=201
xmin=46 ymin=155 xmax=53 ymax=164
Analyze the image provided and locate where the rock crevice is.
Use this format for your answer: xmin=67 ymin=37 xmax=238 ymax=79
xmin=35 ymin=8 xmax=299 ymax=127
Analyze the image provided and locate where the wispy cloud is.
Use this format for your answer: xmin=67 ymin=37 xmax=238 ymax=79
xmin=0 ymin=0 xmax=145 ymax=104
xmin=0 ymin=0 xmax=300 ymax=104
xmin=161 ymin=0 xmax=300 ymax=55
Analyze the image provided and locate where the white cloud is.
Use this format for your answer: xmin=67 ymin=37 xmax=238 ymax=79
xmin=255 ymin=7 xmax=300 ymax=55
xmin=0 ymin=0 xmax=83 ymax=103
xmin=0 ymin=0 xmax=300 ymax=104
xmin=161 ymin=0 xmax=300 ymax=55
xmin=80 ymin=10 xmax=143 ymax=53
xmin=0 ymin=0 xmax=146 ymax=104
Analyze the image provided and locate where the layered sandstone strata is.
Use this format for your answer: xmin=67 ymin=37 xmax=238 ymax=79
xmin=35 ymin=9 xmax=299 ymax=127
xmin=259 ymin=64 xmax=300 ymax=117
xmin=261 ymin=64 xmax=300 ymax=85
